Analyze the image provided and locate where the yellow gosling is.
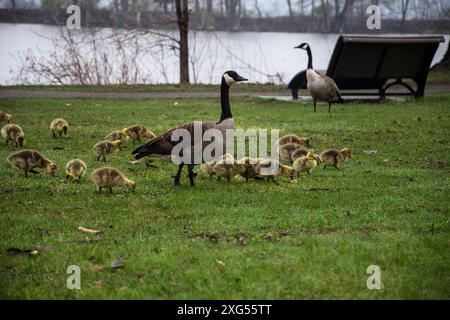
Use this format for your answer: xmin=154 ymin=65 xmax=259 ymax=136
xmin=90 ymin=167 xmax=136 ymax=193
xmin=293 ymin=151 xmax=317 ymax=176
xmin=1 ymin=124 xmax=24 ymax=147
xmin=65 ymin=159 xmax=87 ymax=183
xmin=50 ymin=118 xmax=69 ymax=138
xmin=92 ymin=140 xmax=122 ymax=162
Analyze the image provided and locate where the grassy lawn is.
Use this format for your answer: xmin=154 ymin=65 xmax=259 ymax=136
xmin=0 ymin=94 xmax=449 ymax=299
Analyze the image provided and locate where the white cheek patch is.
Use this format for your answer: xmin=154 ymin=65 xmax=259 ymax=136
xmin=224 ymin=73 xmax=236 ymax=86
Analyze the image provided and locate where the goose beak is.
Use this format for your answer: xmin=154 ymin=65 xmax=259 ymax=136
xmin=236 ymin=75 xmax=248 ymax=82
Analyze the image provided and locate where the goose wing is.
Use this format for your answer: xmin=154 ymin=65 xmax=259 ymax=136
xmin=322 ymin=75 xmax=342 ymax=101
xmin=132 ymin=121 xmax=218 ymax=160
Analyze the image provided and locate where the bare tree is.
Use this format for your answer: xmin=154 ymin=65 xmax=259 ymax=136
xmin=175 ymin=0 xmax=190 ymax=84
xmin=401 ymin=0 xmax=410 ymax=29
xmin=286 ymin=0 xmax=294 ymax=17
xmin=330 ymin=0 xmax=354 ymax=32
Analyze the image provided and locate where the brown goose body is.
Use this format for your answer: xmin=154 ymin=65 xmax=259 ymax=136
xmin=0 ymin=111 xmax=12 ymax=123
xmin=50 ymin=118 xmax=69 ymax=138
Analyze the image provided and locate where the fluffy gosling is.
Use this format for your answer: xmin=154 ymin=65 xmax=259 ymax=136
xmin=50 ymin=118 xmax=69 ymax=138
xmin=278 ymin=134 xmax=310 ymax=148
xmin=200 ymin=154 xmax=234 ymax=177
xmin=236 ymin=157 xmax=264 ymax=182
xmin=293 ymin=151 xmax=317 ymax=176
xmin=90 ymin=167 xmax=136 ymax=193
xmin=65 ymin=159 xmax=87 ymax=183
xmin=255 ymin=159 xmax=294 ymax=184
xmin=212 ymin=155 xmax=238 ymax=182
xmin=7 ymin=149 xmax=57 ymax=177
xmin=92 ymin=140 xmax=122 ymax=162
xmin=279 ymin=143 xmax=303 ymax=163
xmin=320 ymin=148 xmax=352 ymax=170
xmin=1 ymin=124 xmax=24 ymax=147
xmin=122 ymin=125 xmax=156 ymax=144
xmin=0 ymin=111 xmax=12 ymax=123
xmin=291 ymin=147 xmax=313 ymax=162
xmin=105 ymin=130 xmax=128 ymax=142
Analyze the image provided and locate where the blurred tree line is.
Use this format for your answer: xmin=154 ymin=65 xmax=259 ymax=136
xmin=1 ymin=0 xmax=449 ymax=33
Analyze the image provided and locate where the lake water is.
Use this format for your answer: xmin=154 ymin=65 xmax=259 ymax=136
xmin=0 ymin=23 xmax=448 ymax=85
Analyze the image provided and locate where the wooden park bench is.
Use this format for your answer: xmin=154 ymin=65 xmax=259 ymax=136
xmin=288 ymin=35 xmax=445 ymax=99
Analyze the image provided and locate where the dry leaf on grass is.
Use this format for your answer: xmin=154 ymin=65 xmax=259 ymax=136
xmin=78 ymin=226 xmax=102 ymax=235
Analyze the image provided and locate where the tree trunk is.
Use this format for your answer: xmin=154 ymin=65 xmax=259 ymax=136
xmin=401 ymin=0 xmax=410 ymax=30
xmin=286 ymin=0 xmax=293 ymax=17
xmin=175 ymin=0 xmax=190 ymax=84
xmin=206 ymin=0 xmax=214 ymax=30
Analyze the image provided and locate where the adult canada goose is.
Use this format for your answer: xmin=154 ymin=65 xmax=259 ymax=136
xmin=295 ymin=42 xmax=343 ymax=112
xmin=132 ymin=71 xmax=247 ymax=186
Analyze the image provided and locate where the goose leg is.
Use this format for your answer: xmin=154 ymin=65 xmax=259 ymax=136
xmin=328 ymin=102 xmax=331 ymax=113
xmin=187 ymin=164 xmax=195 ymax=187
xmin=52 ymin=130 xmax=56 ymax=139
xmin=313 ymin=99 xmax=317 ymax=112
xmin=174 ymin=163 xmax=184 ymax=186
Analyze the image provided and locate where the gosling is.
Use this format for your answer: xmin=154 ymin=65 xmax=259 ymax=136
xmin=50 ymin=118 xmax=69 ymax=138
xmin=122 ymin=125 xmax=156 ymax=144
xmin=278 ymin=134 xmax=310 ymax=148
xmin=92 ymin=140 xmax=122 ymax=162
xmin=65 ymin=159 xmax=87 ymax=183
xmin=0 ymin=111 xmax=12 ymax=123
xmin=200 ymin=154 xmax=234 ymax=178
xmin=7 ymin=150 xmax=57 ymax=177
xmin=291 ymin=147 xmax=311 ymax=162
xmin=279 ymin=143 xmax=302 ymax=163
xmin=320 ymin=148 xmax=352 ymax=170
xmin=212 ymin=155 xmax=239 ymax=182
xmin=90 ymin=167 xmax=136 ymax=193
xmin=105 ymin=130 xmax=128 ymax=142
xmin=1 ymin=124 xmax=24 ymax=147
xmin=236 ymin=157 xmax=264 ymax=182
xmin=293 ymin=151 xmax=317 ymax=176
xmin=255 ymin=159 xmax=295 ymax=184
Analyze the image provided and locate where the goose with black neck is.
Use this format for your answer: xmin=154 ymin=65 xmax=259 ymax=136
xmin=132 ymin=70 xmax=247 ymax=187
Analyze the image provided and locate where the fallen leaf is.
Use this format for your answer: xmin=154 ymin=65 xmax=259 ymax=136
xmin=363 ymin=149 xmax=377 ymax=155
xmin=78 ymin=226 xmax=102 ymax=235
xmin=215 ymin=259 xmax=225 ymax=266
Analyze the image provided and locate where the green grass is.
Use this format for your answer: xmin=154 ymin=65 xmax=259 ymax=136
xmin=0 ymin=94 xmax=449 ymax=299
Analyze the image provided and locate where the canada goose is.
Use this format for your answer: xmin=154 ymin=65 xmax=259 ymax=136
xmin=50 ymin=118 xmax=69 ymax=138
xmin=7 ymin=150 xmax=57 ymax=177
xmin=287 ymin=70 xmax=307 ymax=100
xmin=200 ymin=154 xmax=234 ymax=178
xmin=90 ymin=167 xmax=135 ymax=193
xmin=1 ymin=124 xmax=24 ymax=147
xmin=105 ymin=130 xmax=128 ymax=142
xmin=320 ymin=148 xmax=352 ymax=170
xmin=0 ymin=111 xmax=12 ymax=123
xmin=293 ymin=151 xmax=317 ymax=176
xmin=255 ymin=159 xmax=295 ymax=184
xmin=132 ymin=71 xmax=247 ymax=186
xmin=122 ymin=125 xmax=156 ymax=144
xmin=277 ymin=134 xmax=310 ymax=148
xmin=65 ymin=159 xmax=87 ymax=182
xmin=295 ymin=43 xmax=343 ymax=112
xmin=92 ymin=140 xmax=122 ymax=162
